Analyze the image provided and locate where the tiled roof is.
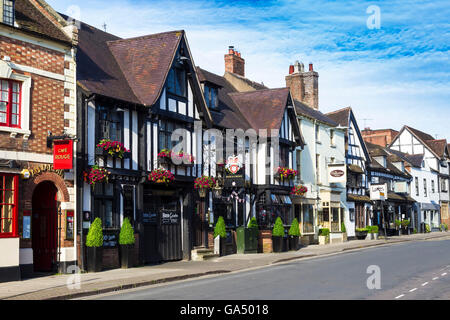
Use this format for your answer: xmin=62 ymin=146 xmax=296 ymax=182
xmin=228 ymin=88 xmax=290 ymax=131
xmin=325 ymin=107 xmax=351 ymax=127
xmin=107 ymin=31 xmax=183 ymax=107
xmin=387 ymin=148 xmax=424 ymax=168
xmin=366 ymin=141 xmax=389 ymax=157
xmin=14 ymin=0 xmax=71 ymax=44
xmin=294 ymin=100 xmax=338 ymax=127
xmin=425 ymin=139 xmax=448 ymax=158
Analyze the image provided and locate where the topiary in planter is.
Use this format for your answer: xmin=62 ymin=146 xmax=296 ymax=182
xmin=288 ymin=218 xmax=300 ymax=251
xmin=214 ymin=216 xmax=227 ymax=256
xmin=214 ymin=216 xmax=227 ymax=239
xmin=86 ymin=217 xmax=103 ymax=247
xmin=288 ymin=218 xmax=300 ymax=237
xmin=119 ymin=218 xmax=136 ymax=269
xmin=248 ymin=217 xmax=259 ymax=230
xmin=119 ymin=218 xmax=135 ymax=245
xmin=272 ymin=217 xmax=285 ymax=252
xmin=86 ymin=218 xmax=103 ymax=273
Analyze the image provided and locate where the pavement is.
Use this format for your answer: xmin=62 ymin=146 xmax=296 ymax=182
xmin=1 ymin=231 xmax=449 ymax=300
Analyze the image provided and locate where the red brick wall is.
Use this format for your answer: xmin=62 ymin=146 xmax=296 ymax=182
xmin=0 ymin=35 xmax=66 ymax=154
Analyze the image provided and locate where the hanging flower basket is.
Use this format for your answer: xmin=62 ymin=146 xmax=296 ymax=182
xmin=290 ymin=185 xmax=308 ymax=197
xmin=276 ymin=167 xmax=298 ymax=180
xmin=194 ymin=176 xmax=216 ymax=198
xmin=83 ymin=165 xmax=110 ymax=187
xmin=148 ymin=168 xmax=175 ymax=185
xmin=96 ymin=139 xmax=130 ymax=159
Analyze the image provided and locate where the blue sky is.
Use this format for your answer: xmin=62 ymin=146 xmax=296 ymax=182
xmin=48 ymin=0 xmax=450 ymax=139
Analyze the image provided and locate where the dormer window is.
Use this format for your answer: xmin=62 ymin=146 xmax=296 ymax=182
xmin=3 ymin=0 xmax=14 ymax=26
xmin=204 ymin=84 xmax=218 ymax=110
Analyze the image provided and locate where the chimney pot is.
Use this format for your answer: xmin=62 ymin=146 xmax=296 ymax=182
xmin=225 ymin=46 xmax=245 ymax=77
xmin=289 ymin=65 xmax=294 ymax=74
xmin=309 ymin=63 xmax=313 ymax=71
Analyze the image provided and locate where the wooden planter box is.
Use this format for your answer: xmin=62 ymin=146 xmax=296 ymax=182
xmin=236 ymin=227 xmax=258 ymax=254
xmin=258 ymin=230 xmax=273 ymax=253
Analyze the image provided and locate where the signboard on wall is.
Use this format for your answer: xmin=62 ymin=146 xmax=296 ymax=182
xmin=328 ymin=164 xmax=347 ymax=183
xmin=53 ymin=140 xmax=73 ymax=170
xmin=370 ymin=184 xmax=387 ymax=201
xmin=161 ymin=210 xmax=180 ymax=224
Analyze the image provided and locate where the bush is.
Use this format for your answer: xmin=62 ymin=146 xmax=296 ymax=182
xmin=370 ymin=225 xmax=379 ymax=234
xmin=288 ymin=218 xmax=301 ymax=237
xmin=413 ymin=228 xmax=418 ymax=234
xmin=356 ymin=228 xmax=368 ymax=232
xmin=341 ymin=222 xmax=346 ymax=233
xmin=395 ymin=220 xmax=402 ymax=227
xmin=401 ymin=220 xmax=410 ymax=228
xmin=425 ymin=223 xmax=431 ymax=233
xmin=319 ymin=228 xmax=330 ymax=237
xmin=440 ymin=223 xmax=448 ymax=232
xmin=247 ymin=217 xmax=259 ymax=230
xmin=119 ymin=218 xmax=135 ymax=245
xmin=86 ymin=217 xmax=103 ymax=247
xmin=272 ymin=217 xmax=285 ymax=237
xmin=214 ymin=216 xmax=227 ymax=239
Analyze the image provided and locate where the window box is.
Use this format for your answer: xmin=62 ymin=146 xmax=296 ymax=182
xmin=96 ymin=140 xmax=130 ymax=159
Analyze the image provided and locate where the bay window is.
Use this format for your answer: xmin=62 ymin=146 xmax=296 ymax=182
xmin=0 ymin=79 xmax=21 ymax=128
xmin=0 ymin=174 xmax=18 ymax=238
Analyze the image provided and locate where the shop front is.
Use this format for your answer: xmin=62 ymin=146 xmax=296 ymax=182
xmin=319 ymin=190 xmax=345 ymax=243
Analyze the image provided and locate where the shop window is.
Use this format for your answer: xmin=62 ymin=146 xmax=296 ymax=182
xmin=94 ymin=183 xmax=117 ymax=229
xmin=0 ymin=79 xmax=21 ymax=128
xmin=0 ymin=174 xmax=18 ymax=238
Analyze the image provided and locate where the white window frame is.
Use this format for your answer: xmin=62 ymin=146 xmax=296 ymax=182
xmin=0 ymin=62 xmax=31 ymax=138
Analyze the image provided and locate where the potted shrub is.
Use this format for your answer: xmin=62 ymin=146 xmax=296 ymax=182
xmin=276 ymin=167 xmax=298 ymax=181
xmin=214 ymin=216 xmax=227 ymax=256
xmin=272 ymin=217 xmax=285 ymax=252
xmin=371 ymin=225 xmax=379 ymax=240
xmin=237 ymin=217 xmax=259 ymax=254
xmin=401 ymin=220 xmax=410 ymax=235
xmin=119 ymin=218 xmax=135 ymax=269
xmin=425 ymin=223 xmax=431 ymax=233
xmin=341 ymin=222 xmax=347 ymax=242
xmin=318 ymin=228 xmax=330 ymax=245
xmin=86 ymin=217 xmax=103 ymax=273
xmin=441 ymin=223 xmax=448 ymax=232
xmin=288 ymin=218 xmax=300 ymax=251
xmin=355 ymin=227 xmax=368 ymax=240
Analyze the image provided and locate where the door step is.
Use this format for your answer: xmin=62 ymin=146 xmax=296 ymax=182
xmin=191 ymin=248 xmax=219 ymax=261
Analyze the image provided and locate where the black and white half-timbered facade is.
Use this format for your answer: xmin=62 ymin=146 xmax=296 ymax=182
xmin=75 ymin=21 xmax=213 ymax=267
xmin=326 ymin=107 xmax=372 ymax=235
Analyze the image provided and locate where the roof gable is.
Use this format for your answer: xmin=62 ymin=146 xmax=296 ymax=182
xmin=107 ymin=31 xmax=183 ymax=107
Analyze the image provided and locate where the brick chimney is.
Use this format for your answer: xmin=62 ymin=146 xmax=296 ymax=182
xmin=225 ymin=46 xmax=245 ymax=77
xmin=285 ymin=60 xmax=319 ymax=110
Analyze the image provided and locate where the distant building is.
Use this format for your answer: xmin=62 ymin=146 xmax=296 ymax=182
xmin=362 ymin=128 xmax=399 ymax=147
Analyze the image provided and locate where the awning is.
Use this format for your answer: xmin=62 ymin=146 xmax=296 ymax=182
xmin=421 ymin=202 xmax=440 ymax=210
xmin=387 ymin=192 xmax=416 ymax=203
xmin=347 ymin=194 xmax=372 ymax=203
xmin=347 ymin=164 xmax=364 ymax=174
